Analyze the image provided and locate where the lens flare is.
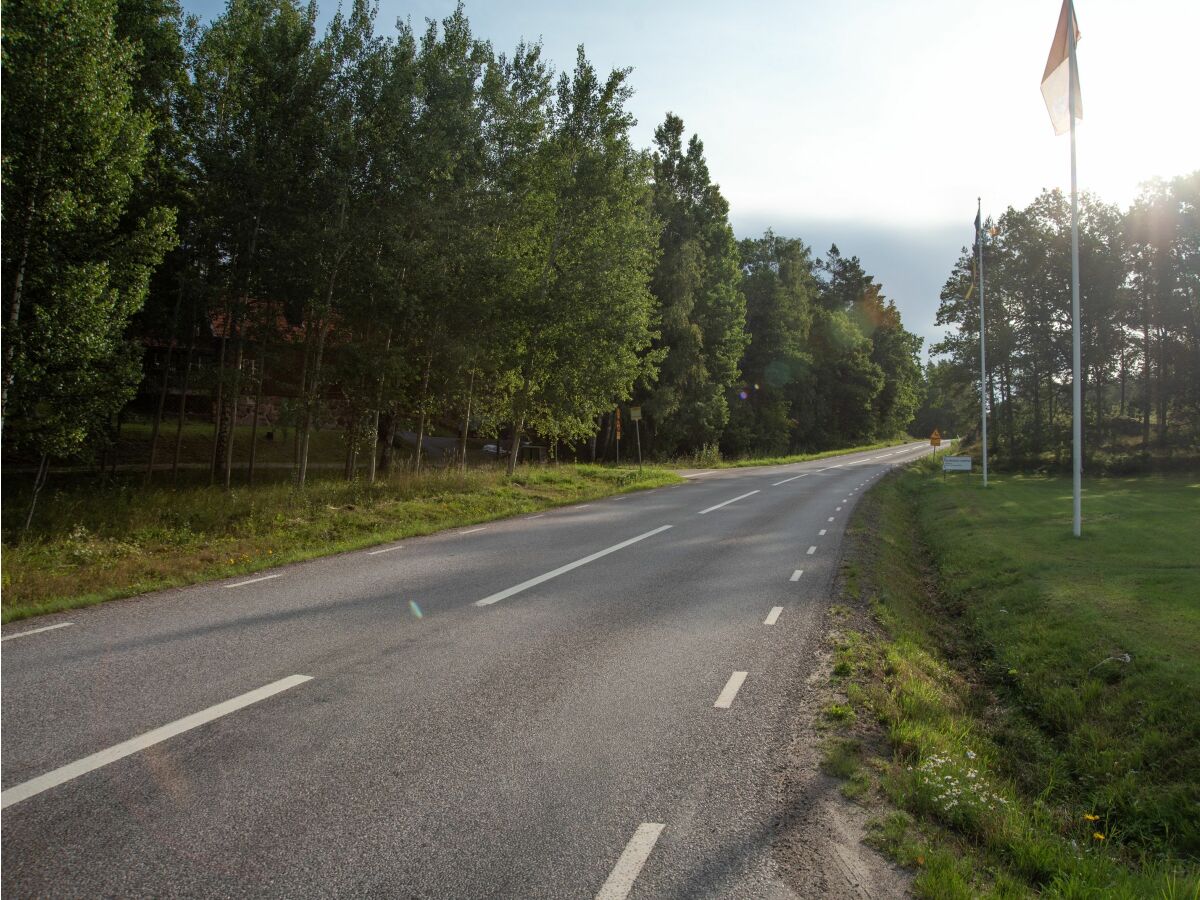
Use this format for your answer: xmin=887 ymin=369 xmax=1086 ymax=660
xmin=409 ymin=600 xmax=423 ymax=619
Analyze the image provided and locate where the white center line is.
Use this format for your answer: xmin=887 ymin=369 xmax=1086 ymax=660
xmin=819 ymin=529 xmax=827 ymax=536
xmin=596 ymin=823 xmax=666 ymax=900
xmin=806 ymin=545 xmax=817 ymax=555
xmin=225 ymin=573 xmax=281 ymax=589
xmin=476 ymin=525 xmax=673 ymax=607
xmin=367 ymin=545 xmax=404 ymax=555
xmin=698 ymin=490 xmax=759 ymax=515
xmin=680 ymin=470 xmax=715 ymax=479
xmin=0 ymin=675 xmax=313 ymax=810
xmin=714 ymin=671 xmax=748 ymax=708
xmin=460 ymin=528 xmax=487 ymax=535
xmin=789 ymin=569 xmax=803 ymax=581
xmin=1 ymin=622 xmax=74 ymax=642
xmin=764 ymin=607 xmax=783 ymax=626
xmin=771 ymin=473 xmax=808 ymax=486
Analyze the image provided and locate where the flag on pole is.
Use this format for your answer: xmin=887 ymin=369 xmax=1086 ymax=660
xmin=1041 ymin=0 xmax=1082 ymax=136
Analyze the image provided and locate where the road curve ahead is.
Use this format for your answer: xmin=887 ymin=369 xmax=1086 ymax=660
xmin=2 ymin=441 xmax=932 ymax=898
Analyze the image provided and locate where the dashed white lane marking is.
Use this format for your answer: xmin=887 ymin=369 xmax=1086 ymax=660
xmin=771 ymin=473 xmax=808 ymax=486
xmin=476 ymin=525 xmax=673 ymax=607
xmin=806 ymin=546 xmax=817 ymax=555
xmin=714 ymin=671 xmax=748 ymax=708
xmin=790 ymin=569 xmax=803 ymax=581
xmin=764 ymin=607 xmax=783 ymax=626
xmin=819 ymin=529 xmax=827 ymax=536
xmin=225 ymin=573 xmax=282 ymax=589
xmin=680 ymin=471 xmax=715 ymax=479
xmin=460 ymin=528 xmax=488 ymax=535
xmin=0 ymin=675 xmax=313 ymax=810
xmin=367 ymin=545 xmax=404 ymax=555
xmin=828 ymin=517 xmax=835 ymax=522
xmin=837 ymin=506 xmax=843 ymax=511
xmin=698 ymin=490 xmax=759 ymax=515
xmin=596 ymin=823 xmax=666 ymax=900
xmin=1 ymin=622 xmax=74 ymax=642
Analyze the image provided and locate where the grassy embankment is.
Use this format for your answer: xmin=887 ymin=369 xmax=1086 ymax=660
xmin=822 ymin=457 xmax=1199 ymax=897
xmin=0 ymin=465 xmax=680 ymax=623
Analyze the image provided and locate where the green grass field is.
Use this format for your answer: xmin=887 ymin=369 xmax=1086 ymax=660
xmin=827 ymin=459 xmax=1200 ymax=897
xmin=0 ymin=464 xmax=681 ymax=623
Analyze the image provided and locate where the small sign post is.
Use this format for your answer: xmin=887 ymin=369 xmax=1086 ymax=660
xmin=930 ymin=429 xmax=942 ymax=448
xmin=942 ymin=455 xmax=972 ymax=480
xmin=629 ymin=406 xmax=643 ymax=471
xmin=614 ymin=406 xmax=621 ymax=464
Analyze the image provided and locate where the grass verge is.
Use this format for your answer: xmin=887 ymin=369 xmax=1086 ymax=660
xmin=822 ymin=456 xmax=1200 ymax=897
xmin=674 ymin=437 xmax=920 ymax=470
xmin=1 ymin=464 xmax=680 ymax=623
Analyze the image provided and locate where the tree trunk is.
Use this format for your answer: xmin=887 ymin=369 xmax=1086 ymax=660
xmin=459 ymin=366 xmax=475 ymax=471
xmin=22 ymin=453 xmax=50 ymax=537
xmin=298 ymin=315 xmax=328 ymax=488
xmin=247 ymin=350 xmax=265 ymax=486
xmin=379 ymin=411 xmax=398 ymax=476
xmin=146 ymin=282 xmax=184 ymax=486
xmin=172 ymin=327 xmax=196 ymax=486
xmin=506 ymin=413 xmax=525 ymax=475
xmin=222 ymin=315 xmax=245 ymax=490
xmin=414 ymin=351 xmax=432 ymax=476
xmin=210 ymin=299 xmax=230 ymax=484
xmin=1142 ymin=318 xmax=1152 ymax=448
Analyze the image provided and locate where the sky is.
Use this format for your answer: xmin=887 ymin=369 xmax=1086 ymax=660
xmin=181 ymin=0 xmax=1200 ymax=357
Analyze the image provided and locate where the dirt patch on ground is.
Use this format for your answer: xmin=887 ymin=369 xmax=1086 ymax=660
xmin=770 ymin=489 xmax=912 ymax=899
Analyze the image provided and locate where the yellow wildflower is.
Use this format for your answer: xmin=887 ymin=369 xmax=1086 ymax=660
xmin=1083 ymin=814 xmax=1100 ymax=822
xmin=1092 ymin=832 xmax=1105 ymax=841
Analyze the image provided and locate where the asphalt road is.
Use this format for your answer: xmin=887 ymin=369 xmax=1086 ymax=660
xmin=1 ymin=441 xmax=932 ymax=898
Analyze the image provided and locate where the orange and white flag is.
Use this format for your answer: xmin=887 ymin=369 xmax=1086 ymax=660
xmin=1041 ymin=0 xmax=1082 ymax=136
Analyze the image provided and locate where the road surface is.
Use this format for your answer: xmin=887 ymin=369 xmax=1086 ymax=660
xmin=2 ymin=441 xmax=932 ymax=898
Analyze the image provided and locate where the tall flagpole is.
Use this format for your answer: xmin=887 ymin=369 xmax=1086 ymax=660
xmin=1068 ymin=0 xmax=1082 ymax=536
xmin=978 ymin=197 xmax=988 ymax=488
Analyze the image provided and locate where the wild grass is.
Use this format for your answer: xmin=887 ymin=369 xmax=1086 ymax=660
xmin=0 ymin=464 xmax=680 ymax=622
xmin=831 ymin=457 xmax=1200 ymax=897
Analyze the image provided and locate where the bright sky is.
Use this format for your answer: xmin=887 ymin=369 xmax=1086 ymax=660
xmin=182 ymin=0 xmax=1200 ymax=354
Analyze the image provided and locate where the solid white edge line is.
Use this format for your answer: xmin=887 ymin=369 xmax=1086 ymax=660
xmin=680 ymin=470 xmax=715 ymax=479
xmin=698 ymin=490 xmax=760 ymax=515
xmin=595 ymin=822 xmax=666 ymax=900
xmin=789 ymin=569 xmax=803 ymax=581
xmin=1 ymin=622 xmax=75 ymax=642
xmin=0 ymin=675 xmax=313 ymax=810
xmin=476 ymin=525 xmax=673 ymax=607
xmin=460 ymin=528 xmax=487 ymax=535
xmin=764 ymin=607 xmax=783 ymax=626
xmin=771 ymin=473 xmax=808 ymax=486
xmin=526 ymin=514 xmax=545 ymax=519
xmin=714 ymin=671 xmax=748 ymax=709
xmin=367 ymin=545 xmax=403 ymax=555
xmin=806 ymin=545 xmax=817 ymax=555
xmin=574 ymin=504 xmax=592 ymax=510
xmin=225 ymin=573 xmax=282 ymax=589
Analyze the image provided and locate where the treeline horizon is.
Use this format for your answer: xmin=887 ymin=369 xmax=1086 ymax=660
xmin=914 ymin=174 xmax=1199 ymax=469
xmin=3 ymin=0 xmax=926 ymax=490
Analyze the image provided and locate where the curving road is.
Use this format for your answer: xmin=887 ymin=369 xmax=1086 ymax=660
xmin=1 ymin=441 xmax=932 ymax=898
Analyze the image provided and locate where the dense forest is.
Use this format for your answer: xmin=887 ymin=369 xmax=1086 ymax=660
xmin=913 ymin=175 xmax=1199 ymax=469
xmin=2 ymin=0 xmax=925 ymax=487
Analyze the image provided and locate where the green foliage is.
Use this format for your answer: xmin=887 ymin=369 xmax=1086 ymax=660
xmin=639 ymin=113 xmax=747 ymax=456
xmin=2 ymin=0 xmax=176 ymax=457
xmin=934 ymin=177 xmax=1200 ymax=465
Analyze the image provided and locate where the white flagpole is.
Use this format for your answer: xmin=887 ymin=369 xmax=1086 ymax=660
xmin=1068 ymin=0 xmax=1082 ymax=536
xmin=978 ymin=197 xmax=988 ymax=488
